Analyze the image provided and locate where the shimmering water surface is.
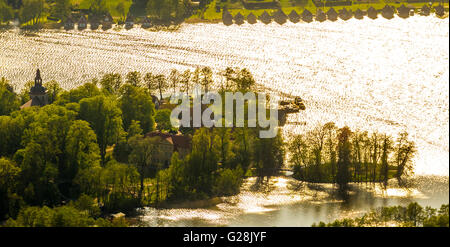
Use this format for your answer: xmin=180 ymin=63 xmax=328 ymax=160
xmin=136 ymin=176 xmax=449 ymax=226
xmin=1 ymin=16 xmax=448 ymax=226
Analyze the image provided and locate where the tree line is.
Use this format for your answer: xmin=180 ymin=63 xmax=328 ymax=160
xmin=289 ymin=122 xmax=417 ymax=192
xmin=313 ymin=203 xmax=449 ymax=227
xmin=0 ymin=67 xmax=284 ymax=226
xmin=0 ymin=0 xmax=193 ymax=26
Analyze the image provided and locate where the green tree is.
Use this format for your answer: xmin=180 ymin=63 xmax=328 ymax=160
xmin=180 ymin=69 xmax=191 ymax=93
xmin=119 ymin=83 xmax=155 ymax=133
xmin=213 ymin=128 xmax=234 ymax=169
xmin=323 ymin=122 xmax=337 ymax=182
xmin=13 ymin=105 xmax=80 ymax=203
xmin=100 ymin=73 xmax=122 ymax=95
xmin=65 ymin=120 xmax=100 ymax=171
xmin=116 ymin=1 xmax=127 ymax=22
xmin=19 ymin=0 xmax=47 ymax=25
xmin=18 ymin=81 xmax=34 ymax=104
xmin=336 ymin=126 xmax=352 ymax=193
xmin=380 ymin=134 xmax=392 ymax=188
xmin=235 ymin=68 xmax=255 ymax=91
xmin=55 ymin=81 xmax=101 ymax=105
xmin=288 ymin=134 xmax=308 ymax=180
xmin=169 ymin=69 xmax=180 ymax=94
xmin=185 ymin=128 xmax=219 ymax=196
xmin=174 ymin=0 xmax=187 ymax=19
xmin=79 ymin=95 xmax=124 ymax=165
xmin=394 ymin=131 xmax=416 ymax=186
xmin=85 ymin=0 xmax=107 ymax=17
xmin=0 ymin=78 xmax=20 ymax=115
xmin=71 ymin=193 xmax=101 ymax=218
xmin=0 ymin=158 xmax=22 ymax=220
xmin=147 ymin=0 xmax=173 ymax=21
xmin=52 ymin=0 xmax=71 ymax=22
xmin=128 ymin=135 xmax=161 ymax=202
xmin=253 ymin=129 xmax=284 ymax=182
xmin=125 ymin=71 xmax=141 ymax=87
xmin=222 ymin=67 xmax=236 ymax=91
xmin=144 ymin=74 xmax=167 ymax=100
xmin=213 ymin=167 xmax=243 ymax=196
xmin=112 ymin=120 xmax=143 ymax=163
xmin=44 ymin=80 xmax=62 ymax=104
xmin=154 ymin=109 xmax=173 ymax=132
xmin=4 ymin=205 xmax=105 ymax=227
xmin=200 ymin=67 xmax=213 ymax=93
xmin=0 ymin=0 xmax=14 ymax=24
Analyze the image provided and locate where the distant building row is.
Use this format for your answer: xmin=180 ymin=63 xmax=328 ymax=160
xmin=64 ymin=14 xmax=152 ymax=31
xmin=222 ymin=4 xmax=447 ymax=25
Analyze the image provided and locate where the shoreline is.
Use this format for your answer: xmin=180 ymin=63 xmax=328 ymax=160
xmin=132 ymin=175 xmax=449 ymax=226
xmin=1 ymin=10 xmax=447 ymax=32
xmin=141 ymin=174 xmax=449 ymax=211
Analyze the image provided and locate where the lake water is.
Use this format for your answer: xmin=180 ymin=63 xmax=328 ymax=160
xmin=135 ymin=175 xmax=449 ymax=226
xmin=1 ymin=16 xmax=448 ymax=226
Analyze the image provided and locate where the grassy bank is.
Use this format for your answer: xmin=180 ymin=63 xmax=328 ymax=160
xmin=190 ymin=0 xmax=449 ymax=22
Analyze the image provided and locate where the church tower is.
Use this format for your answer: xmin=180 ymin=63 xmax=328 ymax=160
xmin=20 ymin=69 xmax=49 ymax=109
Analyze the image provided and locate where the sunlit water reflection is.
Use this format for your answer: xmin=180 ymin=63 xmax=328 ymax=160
xmin=135 ymin=176 xmax=448 ymax=226
xmin=1 ymin=16 xmax=448 ymax=226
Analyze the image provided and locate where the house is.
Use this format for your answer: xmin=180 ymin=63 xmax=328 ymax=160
xmin=326 ymin=7 xmax=338 ymax=21
xmin=273 ymin=9 xmax=287 ymax=25
xmin=339 ymin=8 xmax=352 ymax=21
xmin=259 ymin=11 xmax=272 ymax=24
xmin=434 ymin=4 xmax=445 ymax=17
xmin=247 ymin=13 xmax=257 ymax=24
xmin=142 ymin=16 xmax=151 ymax=28
xmin=367 ymin=6 xmax=378 ymax=19
xmin=89 ymin=16 xmax=100 ymax=30
xmin=125 ymin=15 xmax=134 ymax=29
xmin=288 ymin=10 xmax=300 ymax=23
xmin=102 ymin=13 xmax=113 ymax=30
xmin=222 ymin=9 xmax=233 ymax=26
xmin=144 ymin=131 xmax=192 ymax=167
xmin=381 ymin=5 xmax=394 ymax=19
xmin=78 ymin=15 xmax=87 ymax=30
xmin=64 ymin=17 xmax=74 ymax=30
xmin=315 ymin=9 xmax=326 ymax=22
xmin=397 ymin=4 xmax=410 ymax=19
xmin=301 ymin=9 xmax=313 ymax=23
xmin=21 ymin=69 xmax=49 ymax=109
xmin=234 ymin=13 xmax=245 ymax=25
xmin=420 ymin=5 xmax=430 ymax=16
xmin=354 ymin=8 xmax=364 ymax=20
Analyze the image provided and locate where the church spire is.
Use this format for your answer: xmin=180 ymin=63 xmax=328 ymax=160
xmin=35 ymin=69 xmax=42 ymax=85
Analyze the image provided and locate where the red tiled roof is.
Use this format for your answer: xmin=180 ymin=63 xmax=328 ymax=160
xmin=145 ymin=131 xmax=191 ymax=150
xmin=20 ymin=99 xmax=33 ymax=109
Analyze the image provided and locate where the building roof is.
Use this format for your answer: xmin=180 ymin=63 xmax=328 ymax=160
xmin=20 ymin=97 xmax=45 ymax=109
xmin=20 ymin=99 xmax=33 ymax=109
xmin=145 ymin=131 xmax=192 ymax=150
xmin=30 ymin=69 xmax=46 ymax=95
xmin=21 ymin=69 xmax=48 ymax=109
xmin=79 ymin=15 xmax=87 ymax=23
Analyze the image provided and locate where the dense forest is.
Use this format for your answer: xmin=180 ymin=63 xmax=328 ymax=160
xmin=0 ymin=67 xmax=288 ymax=226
